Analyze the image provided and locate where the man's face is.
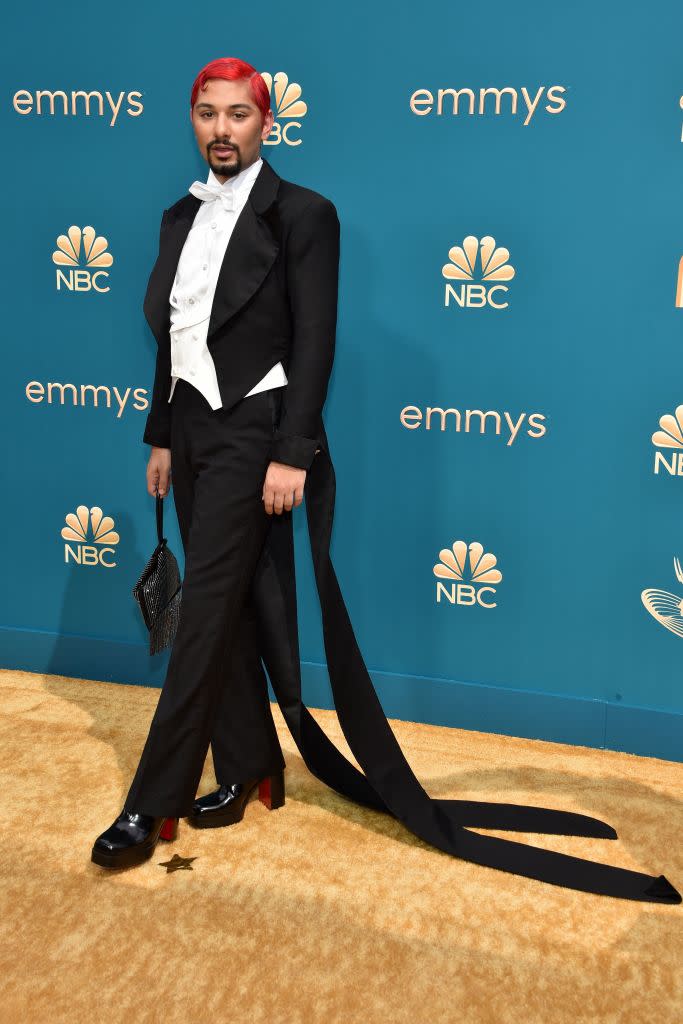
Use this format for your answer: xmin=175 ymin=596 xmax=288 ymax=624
xmin=190 ymin=77 xmax=274 ymax=183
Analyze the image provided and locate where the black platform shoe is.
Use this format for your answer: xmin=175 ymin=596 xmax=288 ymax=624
xmin=91 ymin=810 xmax=179 ymax=869
xmin=187 ymin=770 xmax=285 ymax=829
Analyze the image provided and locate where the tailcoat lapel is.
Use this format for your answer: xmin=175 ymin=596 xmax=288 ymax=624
xmin=142 ymin=157 xmax=280 ymax=348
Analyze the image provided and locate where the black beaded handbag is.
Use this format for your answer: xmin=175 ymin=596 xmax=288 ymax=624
xmin=132 ymin=491 xmax=182 ymax=655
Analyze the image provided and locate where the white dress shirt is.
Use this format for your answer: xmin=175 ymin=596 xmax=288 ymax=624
xmin=167 ymin=155 xmax=287 ymax=409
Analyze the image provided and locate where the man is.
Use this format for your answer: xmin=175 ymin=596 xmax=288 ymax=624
xmin=90 ymin=58 xmax=679 ymax=905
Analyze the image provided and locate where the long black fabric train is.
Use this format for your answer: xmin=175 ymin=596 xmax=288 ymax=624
xmin=249 ymin=431 xmax=681 ymax=906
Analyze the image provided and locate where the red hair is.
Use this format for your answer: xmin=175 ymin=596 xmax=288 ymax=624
xmin=190 ymin=57 xmax=270 ymax=123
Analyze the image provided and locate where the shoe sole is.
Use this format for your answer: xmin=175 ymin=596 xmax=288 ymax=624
xmin=90 ymin=831 xmax=175 ymax=870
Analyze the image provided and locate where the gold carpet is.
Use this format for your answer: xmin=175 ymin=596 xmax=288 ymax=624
xmin=0 ymin=668 xmax=680 ymax=1024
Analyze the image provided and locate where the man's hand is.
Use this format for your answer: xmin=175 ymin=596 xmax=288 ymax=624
xmin=262 ymin=460 xmax=306 ymax=514
xmin=147 ymin=446 xmax=172 ymax=498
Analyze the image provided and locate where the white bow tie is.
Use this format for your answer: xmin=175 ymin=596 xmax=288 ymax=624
xmin=188 ymin=180 xmax=235 ymax=211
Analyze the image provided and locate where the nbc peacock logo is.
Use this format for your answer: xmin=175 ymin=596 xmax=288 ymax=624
xmin=641 ymin=556 xmax=683 ymax=639
xmin=442 ymin=235 xmax=515 ymax=310
xmin=259 ymin=72 xmax=307 ymax=147
xmin=652 ymin=405 xmax=683 ymax=476
xmin=61 ymin=505 xmax=119 ymax=568
xmin=433 ymin=540 xmax=503 ymax=608
xmin=52 ymin=225 xmax=113 ymax=293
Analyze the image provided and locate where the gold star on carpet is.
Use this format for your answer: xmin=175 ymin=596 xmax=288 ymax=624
xmin=158 ymin=853 xmax=197 ymax=873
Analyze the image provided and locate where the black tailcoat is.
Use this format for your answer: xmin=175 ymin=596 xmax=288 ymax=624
xmin=141 ymin=157 xmax=679 ymax=905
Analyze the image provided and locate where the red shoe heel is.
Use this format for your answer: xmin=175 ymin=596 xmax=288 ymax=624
xmin=258 ymin=771 xmax=285 ymax=811
xmin=158 ymin=817 xmax=179 ymax=841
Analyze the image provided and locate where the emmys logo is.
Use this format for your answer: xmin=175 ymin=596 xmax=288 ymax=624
xmin=442 ymin=236 xmax=515 ymax=310
xmin=433 ymin=540 xmax=502 ymax=609
xmin=652 ymin=406 xmax=683 ymax=476
xmin=409 ymin=84 xmax=567 ymax=125
xmin=400 ymin=403 xmax=547 ymax=444
xmin=260 ymin=72 xmax=307 ymax=147
xmin=13 ymin=89 xmax=143 ymax=126
xmin=676 ymin=257 xmax=683 ymax=307
xmin=641 ymin=556 xmax=683 ymax=639
xmin=61 ymin=505 xmax=119 ymax=568
xmin=52 ymin=226 xmax=113 ymax=292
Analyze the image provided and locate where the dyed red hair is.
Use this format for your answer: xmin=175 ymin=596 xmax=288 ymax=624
xmin=190 ymin=57 xmax=270 ymax=123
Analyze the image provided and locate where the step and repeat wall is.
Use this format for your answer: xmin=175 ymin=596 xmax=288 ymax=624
xmin=2 ymin=2 xmax=682 ymax=760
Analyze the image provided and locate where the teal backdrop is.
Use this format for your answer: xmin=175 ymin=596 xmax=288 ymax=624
xmin=2 ymin=1 xmax=682 ymax=761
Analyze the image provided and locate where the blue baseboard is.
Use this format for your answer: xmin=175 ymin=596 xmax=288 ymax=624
xmin=298 ymin=663 xmax=682 ymax=764
xmin=1 ymin=626 xmax=681 ymax=763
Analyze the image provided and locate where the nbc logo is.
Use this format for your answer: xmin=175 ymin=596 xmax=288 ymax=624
xmin=52 ymin=226 xmax=113 ymax=293
xmin=260 ymin=72 xmax=307 ymax=147
xmin=61 ymin=505 xmax=119 ymax=567
xmin=652 ymin=406 xmax=683 ymax=476
xmin=433 ymin=540 xmax=502 ymax=608
xmin=676 ymin=257 xmax=683 ymax=307
xmin=442 ymin=235 xmax=515 ymax=310
xmin=641 ymin=556 xmax=683 ymax=639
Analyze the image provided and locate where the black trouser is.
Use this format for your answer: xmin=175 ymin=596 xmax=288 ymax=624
xmin=125 ymin=377 xmax=286 ymax=818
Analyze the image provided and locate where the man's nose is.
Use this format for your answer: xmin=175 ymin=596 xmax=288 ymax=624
xmin=213 ymin=115 xmax=231 ymax=138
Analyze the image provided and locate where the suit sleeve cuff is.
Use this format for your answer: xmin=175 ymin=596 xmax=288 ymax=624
xmin=270 ymin=432 xmax=322 ymax=470
xmin=143 ymin=421 xmax=171 ymax=449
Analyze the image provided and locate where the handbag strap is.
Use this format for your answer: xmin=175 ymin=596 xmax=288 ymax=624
xmin=155 ymin=492 xmax=165 ymax=545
